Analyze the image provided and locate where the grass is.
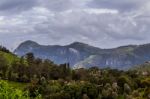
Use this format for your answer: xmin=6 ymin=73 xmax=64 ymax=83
xmin=0 ymin=80 xmax=29 ymax=90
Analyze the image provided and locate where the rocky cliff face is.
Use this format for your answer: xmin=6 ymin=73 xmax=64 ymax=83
xmin=14 ymin=40 xmax=150 ymax=70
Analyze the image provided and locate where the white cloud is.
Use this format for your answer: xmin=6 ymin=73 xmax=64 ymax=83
xmin=83 ymin=8 xmax=118 ymax=14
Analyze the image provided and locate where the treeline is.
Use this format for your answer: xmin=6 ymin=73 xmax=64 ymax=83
xmin=0 ymin=52 xmax=71 ymax=82
xmin=0 ymin=52 xmax=150 ymax=99
xmin=0 ymin=45 xmax=10 ymax=53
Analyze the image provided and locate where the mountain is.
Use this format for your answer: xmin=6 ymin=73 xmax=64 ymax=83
xmin=14 ymin=40 xmax=102 ymax=66
xmin=14 ymin=40 xmax=150 ymax=69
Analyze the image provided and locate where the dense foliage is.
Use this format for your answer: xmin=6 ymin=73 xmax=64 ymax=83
xmin=0 ymin=49 xmax=150 ymax=99
xmin=0 ymin=45 xmax=10 ymax=53
xmin=0 ymin=80 xmax=29 ymax=99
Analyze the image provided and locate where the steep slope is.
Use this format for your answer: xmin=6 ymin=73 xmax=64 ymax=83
xmin=74 ymin=44 xmax=150 ymax=69
xmin=14 ymin=41 xmax=150 ymax=69
xmin=0 ymin=51 xmax=19 ymax=65
xmin=14 ymin=41 xmax=102 ymax=66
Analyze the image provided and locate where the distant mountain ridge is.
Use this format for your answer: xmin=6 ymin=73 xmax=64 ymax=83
xmin=14 ymin=40 xmax=150 ymax=70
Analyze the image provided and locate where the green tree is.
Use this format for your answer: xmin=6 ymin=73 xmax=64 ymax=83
xmin=0 ymin=53 xmax=9 ymax=78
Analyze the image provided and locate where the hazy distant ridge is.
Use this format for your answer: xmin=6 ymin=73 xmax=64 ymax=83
xmin=14 ymin=40 xmax=150 ymax=70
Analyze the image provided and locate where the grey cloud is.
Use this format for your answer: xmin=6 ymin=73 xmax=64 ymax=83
xmin=0 ymin=0 xmax=88 ymax=15
xmin=0 ymin=0 xmax=37 ymax=14
xmin=37 ymin=0 xmax=92 ymax=12
xmin=0 ymin=0 xmax=150 ymax=50
xmin=88 ymin=0 xmax=148 ymax=12
xmin=38 ymin=0 xmax=73 ymax=12
xmin=33 ymin=10 xmax=150 ymax=44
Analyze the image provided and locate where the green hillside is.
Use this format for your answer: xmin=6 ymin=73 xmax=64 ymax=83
xmin=0 ymin=51 xmax=19 ymax=65
xmin=131 ymin=62 xmax=150 ymax=73
xmin=0 ymin=47 xmax=150 ymax=99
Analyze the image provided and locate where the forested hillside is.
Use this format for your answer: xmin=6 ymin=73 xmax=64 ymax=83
xmin=0 ymin=46 xmax=150 ymax=99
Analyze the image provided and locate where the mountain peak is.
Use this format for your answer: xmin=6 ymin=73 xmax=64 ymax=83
xmin=21 ymin=40 xmax=39 ymax=46
xmin=69 ymin=42 xmax=89 ymax=47
xmin=16 ymin=40 xmax=39 ymax=50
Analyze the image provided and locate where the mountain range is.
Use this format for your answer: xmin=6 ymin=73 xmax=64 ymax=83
xmin=14 ymin=40 xmax=150 ymax=70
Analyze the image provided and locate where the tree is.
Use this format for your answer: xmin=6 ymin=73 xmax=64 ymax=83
xmin=82 ymin=83 xmax=98 ymax=99
xmin=26 ymin=52 xmax=35 ymax=65
xmin=0 ymin=53 xmax=9 ymax=78
xmin=124 ymin=83 xmax=131 ymax=94
xmin=0 ymin=45 xmax=10 ymax=53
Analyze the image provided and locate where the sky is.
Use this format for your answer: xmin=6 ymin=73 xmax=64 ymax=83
xmin=0 ymin=0 xmax=150 ymax=50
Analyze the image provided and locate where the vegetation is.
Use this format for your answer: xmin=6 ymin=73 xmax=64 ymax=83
xmin=0 ymin=80 xmax=29 ymax=99
xmin=0 ymin=46 xmax=10 ymax=53
xmin=0 ymin=47 xmax=150 ymax=99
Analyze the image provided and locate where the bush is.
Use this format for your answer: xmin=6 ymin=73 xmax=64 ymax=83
xmin=0 ymin=81 xmax=30 ymax=99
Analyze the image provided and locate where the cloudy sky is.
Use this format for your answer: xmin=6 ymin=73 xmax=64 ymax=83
xmin=0 ymin=0 xmax=150 ymax=50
